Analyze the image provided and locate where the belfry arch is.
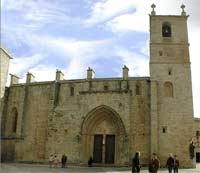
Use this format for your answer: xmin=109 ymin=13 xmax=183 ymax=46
xmin=81 ymin=105 xmax=127 ymax=165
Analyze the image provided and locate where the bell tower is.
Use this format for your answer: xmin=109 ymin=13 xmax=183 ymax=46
xmin=149 ymin=4 xmax=195 ymax=167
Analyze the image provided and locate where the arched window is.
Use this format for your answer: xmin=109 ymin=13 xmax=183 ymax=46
xmin=11 ymin=108 xmax=18 ymax=133
xmin=162 ymin=22 xmax=171 ymax=37
xmin=164 ymin=82 xmax=173 ymax=97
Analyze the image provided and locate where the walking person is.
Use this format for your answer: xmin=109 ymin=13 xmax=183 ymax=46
xmin=88 ymin=156 xmax=93 ymax=167
xmin=49 ymin=154 xmax=54 ymax=168
xmin=174 ymin=155 xmax=179 ymax=173
xmin=132 ymin=152 xmax=141 ymax=173
xmin=53 ymin=155 xmax=59 ymax=168
xmin=148 ymin=153 xmax=160 ymax=173
xmin=61 ymin=154 xmax=67 ymax=168
xmin=166 ymin=154 xmax=174 ymax=173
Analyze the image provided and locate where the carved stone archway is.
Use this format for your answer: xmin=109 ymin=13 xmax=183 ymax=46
xmin=81 ymin=105 xmax=127 ymax=165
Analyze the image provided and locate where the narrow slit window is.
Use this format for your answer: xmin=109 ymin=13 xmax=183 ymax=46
xmin=11 ymin=108 xmax=18 ymax=133
xmin=136 ymin=84 xmax=141 ymax=95
xmin=70 ymin=87 xmax=74 ymax=96
xmin=13 ymin=111 xmax=18 ymax=133
xmin=162 ymin=127 xmax=167 ymax=133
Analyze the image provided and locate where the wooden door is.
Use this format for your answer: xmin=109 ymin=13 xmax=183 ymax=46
xmin=93 ymin=135 xmax=103 ymax=163
xmin=105 ymin=135 xmax=115 ymax=164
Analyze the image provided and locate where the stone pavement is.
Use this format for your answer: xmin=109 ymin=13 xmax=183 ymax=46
xmin=0 ymin=163 xmax=200 ymax=173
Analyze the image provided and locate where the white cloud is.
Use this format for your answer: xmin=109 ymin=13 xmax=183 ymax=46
xmin=6 ymin=54 xmax=46 ymax=85
xmin=27 ymin=64 xmax=58 ymax=82
xmin=115 ymin=48 xmax=149 ymax=77
xmin=8 ymin=34 xmax=113 ymax=80
xmin=86 ymin=0 xmax=135 ymax=26
xmin=43 ymin=37 xmax=113 ymax=79
xmin=45 ymin=37 xmax=108 ymax=59
xmin=104 ymin=0 xmax=150 ymax=32
xmin=106 ymin=13 xmax=148 ymax=32
xmin=9 ymin=54 xmax=45 ymax=76
xmin=1 ymin=0 xmax=78 ymax=34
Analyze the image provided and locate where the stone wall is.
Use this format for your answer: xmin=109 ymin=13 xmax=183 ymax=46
xmin=2 ymin=82 xmax=53 ymax=162
xmin=1 ymin=78 xmax=151 ymax=165
xmin=45 ymin=78 xmax=151 ymax=165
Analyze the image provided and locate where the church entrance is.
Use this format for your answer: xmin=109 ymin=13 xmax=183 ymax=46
xmin=93 ymin=134 xmax=115 ymax=164
xmin=81 ymin=105 xmax=127 ymax=165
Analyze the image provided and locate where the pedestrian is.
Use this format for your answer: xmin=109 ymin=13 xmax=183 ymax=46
xmin=88 ymin=156 xmax=93 ymax=167
xmin=61 ymin=154 xmax=67 ymax=168
xmin=132 ymin=151 xmax=141 ymax=173
xmin=174 ymin=155 xmax=179 ymax=173
xmin=148 ymin=153 xmax=160 ymax=173
xmin=49 ymin=154 xmax=54 ymax=168
xmin=53 ymin=155 xmax=59 ymax=168
xmin=166 ymin=153 xmax=174 ymax=173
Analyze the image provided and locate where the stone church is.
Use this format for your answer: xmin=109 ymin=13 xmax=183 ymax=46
xmin=1 ymin=5 xmax=200 ymax=167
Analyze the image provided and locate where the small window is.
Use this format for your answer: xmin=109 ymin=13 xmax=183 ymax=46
xmin=162 ymin=126 xmax=167 ymax=133
xmin=136 ymin=84 xmax=141 ymax=95
xmin=162 ymin=22 xmax=171 ymax=37
xmin=70 ymin=87 xmax=74 ymax=96
xmin=164 ymin=82 xmax=173 ymax=97
xmin=168 ymin=68 xmax=172 ymax=75
xmin=159 ymin=51 xmax=163 ymax=56
xmin=104 ymin=85 xmax=108 ymax=90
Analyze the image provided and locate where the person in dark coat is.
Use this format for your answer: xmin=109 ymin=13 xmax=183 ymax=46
xmin=132 ymin=151 xmax=140 ymax=173
xmin=166 ymin=154 xmax=174 ymax=173
xmin=88 ymin=156 xmax=93 ymax=167
xmin=148 ymin=153 xmax=160 ymax=173
xmin=173 ymin=155 xmax=179 ymax=173
xmin=61 ymin=154 xmax=67 ymax=168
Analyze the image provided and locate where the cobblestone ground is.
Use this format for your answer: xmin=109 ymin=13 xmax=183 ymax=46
xmin=0 ymin=163 xmax=200 ymax=173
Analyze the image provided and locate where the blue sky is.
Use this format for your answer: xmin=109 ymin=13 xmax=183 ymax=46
xmin=1 ymin=0 xmax=200 ymax=118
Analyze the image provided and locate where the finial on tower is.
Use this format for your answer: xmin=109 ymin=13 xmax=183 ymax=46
xmin=151 ymin=4 xmax=156 ymax=15
xmin=181 ymin=4 xmax=186 ymax=16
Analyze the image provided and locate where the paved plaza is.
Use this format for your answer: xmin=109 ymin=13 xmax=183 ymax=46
xmin=0 ymin=163 xmax=200 ymax=173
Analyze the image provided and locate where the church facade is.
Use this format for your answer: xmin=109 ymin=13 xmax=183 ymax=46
xmin=1 ymin=6 xmax=200 ymax=167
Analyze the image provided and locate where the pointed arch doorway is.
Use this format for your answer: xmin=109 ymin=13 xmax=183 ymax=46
xmin=81 ymin=105 xmax=126 ymax=165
